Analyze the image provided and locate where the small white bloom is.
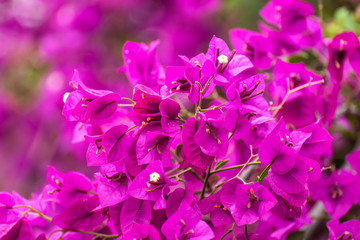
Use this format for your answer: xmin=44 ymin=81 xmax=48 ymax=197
xmin=217 ymin=54 xmax=228 ymax=64
xmin=63 ymin=92 xmax=70 ymax=103
xmin=149 ymin=172 xmax=161 ymax=182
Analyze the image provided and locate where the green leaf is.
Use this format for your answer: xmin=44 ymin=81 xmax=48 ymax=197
xmin=210 ymin=175 xmax=219 ymax=185
xmin=258 ymin=166 xmax=270 ymax=184
xmin=325 ymin=7 xmax=360 ymax=37
xmin=286 ymin=231 xmax=305 ymax=240
xmin=214 ymin=159 xmax=229 ymax=170
xmin=175 ymin=143 xmax=183 ymax=157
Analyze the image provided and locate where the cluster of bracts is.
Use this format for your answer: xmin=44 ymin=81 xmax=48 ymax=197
xmin=1 ymin=0 xmax=360 ymax=239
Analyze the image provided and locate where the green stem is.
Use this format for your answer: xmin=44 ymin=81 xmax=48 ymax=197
xmin=236 ymin=156 xmax=258 ymax=178
xmin=166 ymin=167 xmax=180 ymax=175
xmin=271 ymin=79 xmax=324 ymax=118
xmin=67 ymin=230 xmax=119 ymax=239
xmin=48 ymin=229 xmax=64 ymax=240
xmin=169 ymin=149 xmax=182 ymax=164
xmin=190 ymin=169 xmax=205 ymax=183
xmin=117 ymin=104 xmax=134 ymax=107
xmin=319 ymin=0 xmax=324 ymax=28
xmin=49 ymin=229 xmax=119 ymax=239
xmin=168 ymin=168 xmax=192 ymax=179
xmin=258 ymin=164 xmax=271 ymax=182
xmin=245 ymin=224 xmax=249 ymax=240
xmin=220 ymin=222 xmax=236 ymax=240
xmin=12 ymin=205 xmax=52 ymax=222
xmin=202 ymin=75 xmax=214 ymax=94
xmin=210 ymin=162 xmax=260 ymax=175
xmin=120 ymin=97 xmax=135 ymax=104
xmin=200 ymin=166 xmax=212 ymax=199
xmin=199 ymin=103 xmax=225 ymax=112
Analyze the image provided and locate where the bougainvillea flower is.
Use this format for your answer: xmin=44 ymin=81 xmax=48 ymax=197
xmin=258 ymin=119 xmax=295 ymax=170
xmin=242 ymin=115 xmax=277 ymax=149
xmin=46 ymin=166 xmax=64 ymax=192
xmin=95 ymin=162 xmax=131 ymax=207
xmin=294 ymin=120 xmax=333 ymax=160
xmin=161 ymin=201 xmax=214 ymax=240
xmin=127 ymin=161 xmax=176 ymax=209
xmin=0 ymin=193 xmax=18 ymax=224
xmin=260 ymin=0 xmax=314 ymax=34
xmin=181 ymin=117 xmax=215 ymax=172
xmin=328 ymin=32 xmax=360 ymax=82
xmin=165 ymin=59 xmax=216 ymax=103
xmin=229 ymin=28 xmax=273 ymax=69
xmin=120 ymin=40 xmax=164 ymax=90
xmin=2 ymin=4 xmax=356 ymax=238
xmin=119 ymin=197 xmax=152 ymax=234
xmin=159 ymin=98 xmax=181 ymax=133
xmin=349 ymin=47 xmax=360 ymax=80
xmin=136 ymin=131 xmax=174 ymax=167
xmin=165 ymin=66 xmax=192 ymax=96
xmin=257 ymin=210 xmax=311 ymax=240
xmin=165 ymin=182 xmax=195 ymax=218
xmin=63 ymin=70 xmax=121 ymax=124
xmin=267 ymin=30 xmax=300 ymax=57
xmin=185 ymin=60 xmax=216 ymax=102
xmin=346 ymin=148 xmax=360 ymax=173
xmin=46 ymin=166 xmax=94 ymax=205
xmin=199 ymin=181 xmax=235 ymax=227
xmin=285 ymin=96 xmax=321 ymax=128
xmin=226 ymin=73 xmax=266 ymax=105
xmin=270 ymin=192 xmax=303 ymax=219
xmin=194 ymin=115 xmax=229 ymax=157
xmin=290 ymin=18 xmax=323 ymax=50
xmin=35 ymin=233 xmax=47 ymax=240
xmin=119 ymin=223 xmax=161 ymax=240
xmin=309 ymin=170 xmax=358 ymax=219
xmin=0 ymin=218 xmax=32 ymax=240
xmin=101 ymin=125 xmax=133 ymax=163
xmin=132 ymin=84 xmax=160 ymax=101
xmin=327 ymin=219 xmax=360 ymax=240
xmin=205 ymin=35 xmax=254 ymax=86
xmin=267 ymin=159 xmax=309 ymax=206
xmin=268 ymin=61 xmax=324 ymax=127
xmin=132 ymin=94 xmax=162 ymax=126
xmin=223 ymin=108 xmax=251 ymax=140
xmin=271 ymin=60 xmax=323 ymax=101
xmin=221 ymin=181 xmax=277 ymax=225
xmin=52 ymin=196 xmax=106 ymax=231
xmin=132 ymin=84 xmax=181 ymax=131
xmin=58 ymin=171 xmax=93 ymax=206
xmin=87 ymin=140 xmax=107 ymax=166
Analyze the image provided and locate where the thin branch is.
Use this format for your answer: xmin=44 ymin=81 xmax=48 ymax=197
xmin=168 ymin=168 xmax=192 ymax=179
xmin=220 ymin=222 xmax=236 ymax=240
xmin=120 ymin=97 xmax=135 ymax=104
xmin=271 ymin=79 xmax=324 ymax=117
xmin=12 ymin=205 xmax=52 ymax=222
xmin=199 ymin=103 xmax=225 ymax=112
xmin=200 ymin=166 xmax=212 ymax=199
xmin=117 ymin=104 xmax=134 ymax=107
xmin=210 ymin=161 xmax=260 ymax=175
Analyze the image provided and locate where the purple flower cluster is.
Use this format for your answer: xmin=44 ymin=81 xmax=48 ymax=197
xmin=1 ymin=0 xmax=360 ymax=239
xmin=0 ymin=0 xmax=222 ymax=195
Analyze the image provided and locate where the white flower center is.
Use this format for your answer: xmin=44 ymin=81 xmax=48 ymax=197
xmin=63 ymin=92 xmax=70 ymax=103
xmin=217 ymin=55 xmax=228 ymax=64
xmin=149 ymin=172 xmax=161 ymax=182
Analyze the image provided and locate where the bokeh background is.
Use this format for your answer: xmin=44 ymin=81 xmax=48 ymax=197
xmin=0 ymin=0 xmax=359 ymax=197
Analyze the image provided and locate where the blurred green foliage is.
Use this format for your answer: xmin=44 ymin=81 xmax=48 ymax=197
xmin=219 ymin=0 xmax=360 ymax=38
xmin=325 ymin=6 xmax=360 ymax=37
